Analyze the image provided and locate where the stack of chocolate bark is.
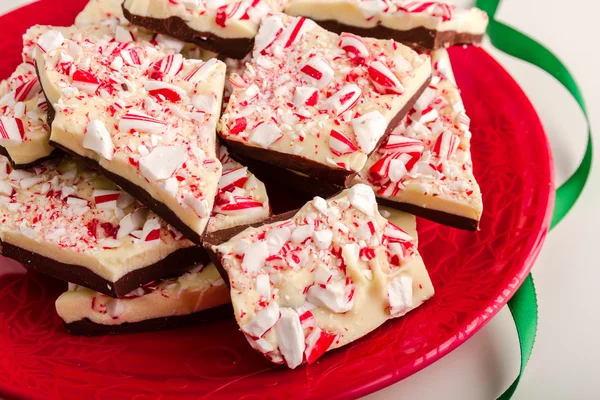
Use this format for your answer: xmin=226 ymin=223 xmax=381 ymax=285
xmin=0 ymin=0 xmax=486 ymax=368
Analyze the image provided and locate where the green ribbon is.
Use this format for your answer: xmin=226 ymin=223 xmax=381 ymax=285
xmin=475 ymin=0 xmax=593 ymax=398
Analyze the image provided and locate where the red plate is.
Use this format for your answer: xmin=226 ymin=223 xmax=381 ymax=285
xmin=0 ymin=1 xmax=554 ymax=399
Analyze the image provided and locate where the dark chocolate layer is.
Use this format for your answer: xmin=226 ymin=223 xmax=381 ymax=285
xmin=0 ymin=240 xmax=208 ymax=297
xmin=0 ymin=145 xmax=62 ymax=170
xmin=313 ymin=20 xmax=484 ymax=51
xmin=122 ymin=5 xmax=253 ymax=59
xmin=64 ymin=303 xmax=233 ymax=336
xmin=220 ymin=76 xmax=431 ymax=187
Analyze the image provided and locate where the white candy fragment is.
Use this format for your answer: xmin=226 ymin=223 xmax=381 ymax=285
xmin=250 ymin=123 xmax=282 ymax=148
xmin=155 ymin=34 xmax=185 ymax=52
xmin=141 ymin=218 xmax=162 ymax=244
xmin=106 ymin=299 xmax=125 ymax=318
xmin=255 ymin=274 xmax=271 ymax=298
xmin=352 ymin=111 xmax=387 ymax=153
xmin=253 ymin=15 xmax=285 ymax=57
xmin=293 ymin=86 xmax=319 ymax=107
xmin=307 ymin=280 xmax=354 ymax=313
xmin=291 ymin=224 xmax=314 ymax=244
xmin=183 ymin=58 xmax=220 ymax=83
xmin=265 ymin=227 xmax=291 ymax=255
xmin=275 ymin=308 xmax=305 ymax=369
xmin=117 ymin=208 xmax=147 ymax=239
xmin=243 ymin=302 xmax=280 ymax=338
xmin=83 ymin=120 xmax=114 ymax=160
xmin=387 ymin=275 xmax=413 ymax=316
xmin=115 ymin=26 xmax=134 ymax=42
xmin=348 ymin=184 xmax=377 ymax=216
xmin=37 ymin=30 xmax=64 ymax=53
xmin=242 ymin=242 xmax=269 ymax=274
xmin=313 ymin=229 xmax=332 ymax=249
xmin=184 ymin=194 xmax=210 ymax=218
xmin=139 ymin=146 xmax=187 ymax=182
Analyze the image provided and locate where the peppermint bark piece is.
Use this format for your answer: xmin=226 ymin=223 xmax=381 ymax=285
xmin=355 ymin=49 xmax=482 ymax=230
xmin=206 ymin=184 xmax=434 ymax=368
xmin=56 ymin=263 xmax=232 ymax=335
xmin=122 ymin=0 xmax=288 ymax=59
xmin=285 ymin=0 xmax=488 ymax=50
xmin=208 ymin=145 xmax=271 ymax=232
xmin=0 ymin=63 xmax=54 ymax=168
xmin=219 ymin=14 xmax=432 ymax=187
xmin=0 ymin=154 xmax=205 ymax=297
xmin=36 ymin=28 xmax=227 ymax=243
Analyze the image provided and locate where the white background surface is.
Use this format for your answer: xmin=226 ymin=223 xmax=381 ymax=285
xmin=0 ymin=0 xmax=598 ymax=399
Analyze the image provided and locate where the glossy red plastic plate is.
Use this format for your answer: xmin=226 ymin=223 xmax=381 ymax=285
xmin=0 ymin=1 xmax=554 ymax=399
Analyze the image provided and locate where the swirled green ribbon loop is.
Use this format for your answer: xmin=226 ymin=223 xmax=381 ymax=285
xmin=476 ymin=0 xmax=593 ymax=399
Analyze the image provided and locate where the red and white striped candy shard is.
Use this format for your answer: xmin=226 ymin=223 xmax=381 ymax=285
xmin=119 ymin=110 xmax=167 ymax=134
xmin=183 ymin=58 xmax=220 ymax=83
xmin=329 ymin=129 xmax=358 ymax=156
xmin=397 ymin=1 xmax=455 ymax=21
xmin=239 ymin=84 xmax=260 ymax=106
xmin=299 ymin=57 xmax=334 ymax=89
xmin=83 ymin=120 xmax=114 ymax=160
xmin=14 ymin=77 xmax=41 ymax=102
xmin=253 ymin=15 xmax=284 ymax=56
xmin=141 ymin=218 xmax=162 ymax=244
xmin=117 ymin=208 xmax=146 ymax=239
xmin=339 ymin=32 xmax=370 ymax=63
xmin=250 ymin=122 xmax=283 ymax=148
xmin=457 ymin=110 xmax=470 ymax=132
xmin=215 ymin=1 xmax=249 ymax=28
xmin=275 ymin=17 xmax=316 ymax=49
xmin=215 ymin=196 xmax=264 ymax=214
xmin=304 ymin=328 xmax=337 ymax=364
xmin=72 ymin=69 xmax=100 ymax=94
xmin=306 ymin=279 xmax=354 ymax=313
xmin=368 ymin=61 xmax=404 ymax=95
xmin=383 ymin=222 xmax=413 ymax=243
xmin=417 ymin=106 xmax=439 ymax=124
xmin=36 ymin=97 xmax=48 ymax=112
xmin=432 ymin=130 xmax=459 ymax=163
xmin=120 ymin=48 xmax=143 ymax=66
xmin=144 ymin=81 xmax=184 ymax=102
xmin=93 ymin=189 xmax=121 ymax=209
xmin=37 ymin=30 xmax=64 ymax=53
xmin=381 ymin=135 xmax=425 ymax=153
xmin=150 ymin=54 xmax=184 ymax=79
xmin=293 ymin=86 xmax=319 ymax=107
xmin=0 ymin=117 xmax=25 ymax=146
xmin=319 ymin=84 xmax=362 ymax=116
xmin=218 ymin=166 xmax=249 ymax=192
xmin=228 ymin=73 xmax=249 ymax=90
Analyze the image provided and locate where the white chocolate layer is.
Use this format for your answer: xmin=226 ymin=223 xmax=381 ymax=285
xmin=355 ymin=49 xmax=483 ymax=223
xmin=56 ymin=263 xmax=230 ymax=325
xmin=219 ymin=14 xmax=431 ymax=177
xmin=285 ymin=0 xmax=488 ymax=34
xmin=211 ymin=185 xmax=434 ymax=368
xmin=36 ymin=25 xmax=226 ymax=238
xmin=123 ymin=0 xmax=288 ymax=40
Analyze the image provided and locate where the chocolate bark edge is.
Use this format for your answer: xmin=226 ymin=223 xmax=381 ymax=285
xmin=313 ymin=20 xmax=484 ymax=51
xmin=220 ymin=75 xmax=432 ymax=187
xmin=122 ymin=4 xmax=253 ymax=59
xmin=0 ymin=145 xmax=62 ymax=170
xmin=226 ymin=153 xmax=480 ymax=231
xmin=0 ymin=240 xmax=208 ymax=297
xmin=203 ymin=210 xmax=298 ymax=287
xmin=63 ymin=303 xmax=233 ymax=336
